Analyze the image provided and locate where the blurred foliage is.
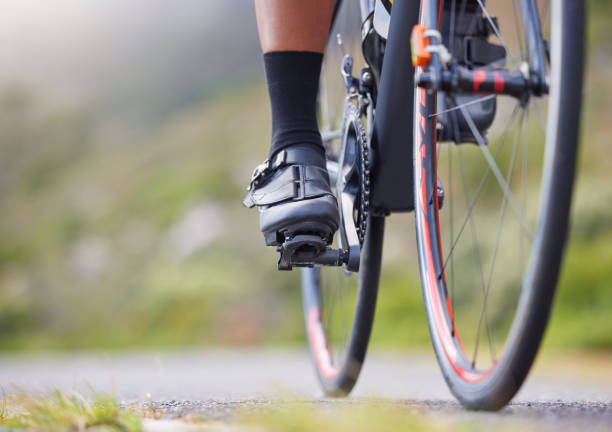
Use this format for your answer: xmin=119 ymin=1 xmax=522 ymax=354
xmin=0 ymin=0 xmax=610 ymax=353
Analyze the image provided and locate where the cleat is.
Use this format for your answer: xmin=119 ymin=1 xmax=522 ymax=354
xmin=277 ymin=235 xmax=347 ymax=270
xmin=264 ymin=231 xmax=283 ymax=247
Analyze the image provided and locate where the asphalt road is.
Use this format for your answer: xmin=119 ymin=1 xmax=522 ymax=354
xmin=1 ymin=349 xmax=611 ymax=430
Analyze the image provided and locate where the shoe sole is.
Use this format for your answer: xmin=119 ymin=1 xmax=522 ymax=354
xmin=260 ymin=195 xmax=339 ymax=246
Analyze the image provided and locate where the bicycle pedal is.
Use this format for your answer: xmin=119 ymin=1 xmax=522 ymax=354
xmin=277 ymin=235 xmax=346 ymax=271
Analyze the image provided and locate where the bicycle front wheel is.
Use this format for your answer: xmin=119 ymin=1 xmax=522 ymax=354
xmin=414 ymin=0 xmax=584 ymax=409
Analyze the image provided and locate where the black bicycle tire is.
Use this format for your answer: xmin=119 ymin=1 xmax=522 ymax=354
xmin=413 ymin=0 xmax=584 ymax=410
xmin=300 ymin=0 xmax=384 ymax=397
xmin=301 ymin=214 xmax=384 ymax=396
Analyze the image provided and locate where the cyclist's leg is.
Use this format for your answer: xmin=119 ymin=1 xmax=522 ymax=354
xmin=244 ymin=1 xmax=339 ymax=251
xmin=255 ymin=0 xmax=333 ymax=53
xmin=254 ymin=0 xmax=334 ymax=157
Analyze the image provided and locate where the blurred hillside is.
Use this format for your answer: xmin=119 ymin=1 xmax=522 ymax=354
xmin=0 ymin=0 xmax=610 ymax=352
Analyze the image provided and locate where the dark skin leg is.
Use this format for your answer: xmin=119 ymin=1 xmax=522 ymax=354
xmin=254 ymin=0 xmax=335 ymax=53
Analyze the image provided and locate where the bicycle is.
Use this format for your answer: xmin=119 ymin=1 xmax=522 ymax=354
xmin=288 ymin=0 xmax=584 ymax=410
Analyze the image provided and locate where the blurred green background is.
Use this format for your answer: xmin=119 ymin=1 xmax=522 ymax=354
xmin=0 ymin=0 xmax=610 ymax=353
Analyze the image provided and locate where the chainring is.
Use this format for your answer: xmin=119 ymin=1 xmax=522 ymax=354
xmin=339 ymin=100 xmax=370 ymax=245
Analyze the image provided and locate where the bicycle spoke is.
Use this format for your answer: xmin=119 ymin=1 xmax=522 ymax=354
xmin=533 ymin=99 xmax=547 ymax=131
xmin=339 ymin=273 xmax=347 ymax=354
xmin=457 ymin=150 xmax=494 ymax=367
xmin=512 ymin=0 xmax=526 ymax=61
xmin=473 ymin=109 xmax=525 ymax=365
xmin=327 ymin=271 xmax=339 ymax=352
xmin=520 ymin=104 xmax=530 ymax=277
xmin=438 ymin=103 xmax=521 ymax=277
xmin=430 ymin=95 xmax=496 ymax=119
xmin=458 ymin=104 xmax=533 ymax=239
xmin=322 ymin=259 xmax=360 ymax=364
xmin=447 ymin=140 xmax=456 ymax=325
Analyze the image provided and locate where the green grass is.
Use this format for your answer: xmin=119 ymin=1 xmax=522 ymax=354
xmin=0 ymin=390 xmax=539 ymax=432
xmin=0 ymin=389 xmax=141 ymax=431
xmin=238 ymin=401 xmax=537 ymax=432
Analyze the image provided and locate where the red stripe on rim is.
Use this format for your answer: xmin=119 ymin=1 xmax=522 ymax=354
xmin=420 ymin=205 xmax=493 ymax=383
xmin=307 ymin=305 xmax=339 ymax=380
xmin=415 ymin=54 xmax=494 ymax=382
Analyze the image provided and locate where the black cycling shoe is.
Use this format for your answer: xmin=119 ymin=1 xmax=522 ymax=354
xmin=243 ymin=145 xmax=339 ymax=248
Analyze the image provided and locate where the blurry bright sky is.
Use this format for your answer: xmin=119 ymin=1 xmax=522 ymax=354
xmin=0 ymin=1 xmax=261 ymax=120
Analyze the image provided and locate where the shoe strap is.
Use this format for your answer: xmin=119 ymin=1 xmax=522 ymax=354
xmin=246 ymin=146 xmax=326 ymax=192
xmin=243 ymin=164 xmax=332 ymax=208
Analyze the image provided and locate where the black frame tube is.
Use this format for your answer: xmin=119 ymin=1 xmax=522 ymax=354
xmin=519 ymin=0 xmax=548 ymax=94
xmin=369 ymin=0 xmax=421 ymax=213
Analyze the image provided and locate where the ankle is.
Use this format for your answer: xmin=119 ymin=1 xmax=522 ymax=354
xmin=264 ymin=51 xmax=325 ymax=159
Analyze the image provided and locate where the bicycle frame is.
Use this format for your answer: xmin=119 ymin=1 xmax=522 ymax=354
xmin=370 ymin=0 xmax=420 ymax=213
xmin=369 ymin=0 xmax=547 ymax=214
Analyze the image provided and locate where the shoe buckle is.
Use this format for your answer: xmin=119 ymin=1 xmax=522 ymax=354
xmin=246 ymin=150 xmax=287 ymax=191
xmin=248 ymin=159 xmax=270 ymax=191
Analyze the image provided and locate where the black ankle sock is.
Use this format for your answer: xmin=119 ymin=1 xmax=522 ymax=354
xmin=263 ymin=51 xmax=324 ymax=158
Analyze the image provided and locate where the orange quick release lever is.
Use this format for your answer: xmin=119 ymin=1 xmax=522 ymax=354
xmin=411 ymin=24 xmax=431 ymax=67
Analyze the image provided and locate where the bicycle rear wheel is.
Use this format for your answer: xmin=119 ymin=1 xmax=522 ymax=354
xmin=302 ymin=0 xmax=384 ymax=397
xmin=414 ymin=0 xmax=584 ymax=409
xmin=302 ymin=214 xmax=383 ymax=396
